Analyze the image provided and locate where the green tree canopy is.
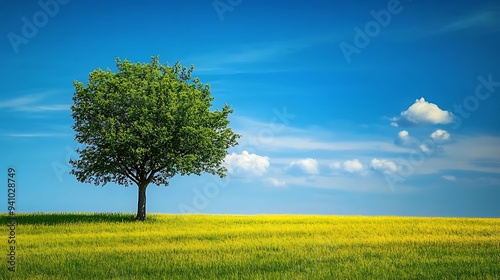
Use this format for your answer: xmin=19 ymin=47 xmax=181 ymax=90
xmin=70 ymin=56 xmax=240 ymax=220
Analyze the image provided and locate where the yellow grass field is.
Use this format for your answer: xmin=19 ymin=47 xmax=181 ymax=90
xmin=1 ymin=213 xmax=499 ymax=279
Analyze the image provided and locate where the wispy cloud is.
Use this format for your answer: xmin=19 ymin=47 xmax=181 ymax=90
xmin=442 ymin=175 xmax=456 ymax=181
xmin=184 ymin=36 xmax=334 ymax=74
xmin=2 ymin=132 xmax=71 ymax=138
xmin=0 ymin=96 xmax=39 ymax=109
xmin=444 ymin=136 xmax=500 ymax=160
xmin=435 ymin=9 xmax=500 ymax=34
xmin=274 ymin=173 xmax=414 ymax=193
xmin=232 ymin=115 xmax=412 ymax=155
xmin=231 ymin=113 xmax=500 ymax=192
xmin=390 ymin=6 xmax=500 ymax=41
xmin=0 ymin=94 xmax=70 ymax=112
xmin=252 ymin=136 xmax=412 ymax=154
xmin=18 ymin=104 xmax=70 ymax=112
xmin=393 ymin=135 xmax=500 ymax=176
xmin=264 ymin=177 xmax=286 ymax=187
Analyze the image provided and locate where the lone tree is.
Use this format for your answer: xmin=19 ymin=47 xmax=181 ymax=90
xmin=70 ymin=56 xmax=240 ymax=221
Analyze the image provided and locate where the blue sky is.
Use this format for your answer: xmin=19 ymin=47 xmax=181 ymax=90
xmin=1 ymin=0 xmax=499 ymax=217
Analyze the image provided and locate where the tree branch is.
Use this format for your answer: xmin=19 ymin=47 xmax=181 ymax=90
xmin=146 ymin=169 xmax=156 ymax=184
xmin=124 ymin=167 xmax=140 ymax=185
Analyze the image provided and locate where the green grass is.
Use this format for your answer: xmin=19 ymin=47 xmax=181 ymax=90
xmin=1 ymin=213 xmax=499 ymax=279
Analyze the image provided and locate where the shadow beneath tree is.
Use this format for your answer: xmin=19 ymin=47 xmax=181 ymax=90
xmin=1 ymin=212 xmax=158 ymax=225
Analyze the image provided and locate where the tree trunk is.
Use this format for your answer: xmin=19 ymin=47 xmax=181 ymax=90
xmin=136 ymin=185 xmax=147 ymax=221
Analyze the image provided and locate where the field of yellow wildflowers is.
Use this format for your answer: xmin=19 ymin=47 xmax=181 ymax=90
xmin=1 ymin=213 xmax=499 ymax=279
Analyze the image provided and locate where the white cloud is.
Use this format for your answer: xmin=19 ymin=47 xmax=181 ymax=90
xmin=398 ymin=130 xmax=409 ymax=140
xmin=396 ymin=130 xmax=413 ymax=145
xmin=224 ymin=151 xmax=269 ymax=177
xmin=343 ymin=159 xmax=363 ymax=173
xmin=329 ymin=161 xmax=341 ymax=170
xmin=329 ymin=159 xmax=364 ymax=173
xmin=419 ymin=144 xmax=431 ymax=154
xmin=265 ymin=177 xmax=286 ymax=187
xmin=442 ymin=175 xmax=457 ymax=181
xmin=430 ymin=129 xmax=451 ymax=142
xmin=392 ymin=97 xmax=453 ymax=126
xmin=287 ymin=158 xmax=319 ymax=175
xmin=371 ymin=158 xmax=398 ymax=174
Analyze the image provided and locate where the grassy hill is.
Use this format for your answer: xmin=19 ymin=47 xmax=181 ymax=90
xmin=1 ymin=213 xmax=499 ymax=279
